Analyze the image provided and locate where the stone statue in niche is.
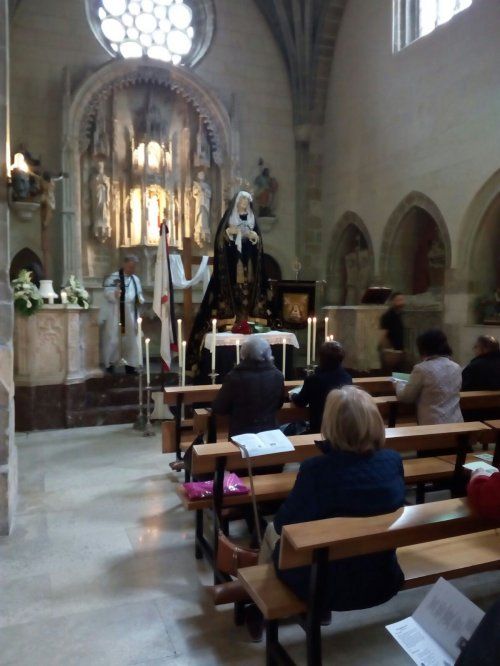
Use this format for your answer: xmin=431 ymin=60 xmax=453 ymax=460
xmin=90 ymin=160 xmax=112 ymax=242
xmin=344 ymin=234 xmax=370 ymax=305
xmin=427 ymin=238 xmax=446 ymax=287
xmin=254 ymin=158 xmax=278 ymax=218
xmin=38 ymin=171 xmax=65 ymax=278
xmin=194 ymin=118 xmax=211 ymax=168
xmin=192 ymin=171 xmax=212 ymax=247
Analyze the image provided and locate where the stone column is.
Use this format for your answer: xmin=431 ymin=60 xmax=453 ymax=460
xmin=0 ymin=0 xmax=16 ymax=535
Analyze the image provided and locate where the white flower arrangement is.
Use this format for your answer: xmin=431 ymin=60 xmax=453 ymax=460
xmin=65 ymin=275 xmax=90 ymax=309
xmin=12 ymin=269 xmax=44 ymax=316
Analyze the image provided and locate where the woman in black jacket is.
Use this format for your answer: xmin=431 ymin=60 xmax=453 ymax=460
xmin=290 ymin=340 xmax=352 ymax=433
xmin=212 ymin=337 xmax=284 ymax=436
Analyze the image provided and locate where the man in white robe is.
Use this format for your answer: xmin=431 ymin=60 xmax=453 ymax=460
xmin=102 ymin=255 xmax=145 ymax=374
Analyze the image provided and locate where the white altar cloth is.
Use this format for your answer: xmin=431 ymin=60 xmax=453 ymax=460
xmin=203 ymin=331 xmax=299 ymax=351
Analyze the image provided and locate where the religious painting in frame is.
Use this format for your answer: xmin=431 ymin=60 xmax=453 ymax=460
xmin=273 ymin=280 xmax=316 ymax=330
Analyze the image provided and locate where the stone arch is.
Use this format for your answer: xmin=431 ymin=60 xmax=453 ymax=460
xmin=326 ymin=211 xmax=374 ymax=304
xmin=458 ymin=171 xmax=500 ymax=320
xmin=380 ymin=192 xmax=451 ymax=294
xmin=9 ymin=247 xmax=43 ymax=286
xmin=61 ymin=59 xmax=235 ymax=280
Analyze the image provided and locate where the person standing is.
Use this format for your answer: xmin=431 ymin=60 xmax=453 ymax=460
xmin=379 ymin=292 xmax=405 ymax=371
xmin=102 ymin=255 xmax=145 ymax=374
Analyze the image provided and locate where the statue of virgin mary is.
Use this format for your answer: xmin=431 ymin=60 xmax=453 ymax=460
xmin=187 ymin=191 xmax=269 ymax=373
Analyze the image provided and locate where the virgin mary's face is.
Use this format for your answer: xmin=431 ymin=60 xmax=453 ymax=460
xmin=237 ymin=196 xmax=250 ymax=214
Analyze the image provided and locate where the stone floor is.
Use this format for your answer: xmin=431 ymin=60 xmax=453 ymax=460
xmin=2 ymin=424 xmax=500 ymax=666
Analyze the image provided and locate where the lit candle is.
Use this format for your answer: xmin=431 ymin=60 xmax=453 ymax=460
xmin=211 ymin=319 xmax=217 ymax=373
xmin=306 ymin=317 xmax=312 ymax=367
xmin=60 ymin=290 xmax=68 ymax=304
xmin=137 ymin=317 xmax=143 ymax=367
xmin=312 ymin=317 xmax=317 ymax=364
xmin=181 ymin=341 xmax=187 ymax=386
xmin=282 ymin=338 xmax=286 ymax=377
xmin=324 ymin=317 xmax=329 ymax=341
xmin=145 ymin=338 xmax=151 ymax=386
xmin=236 ymin=338 xmax=240 ymax=365
xmin=177 ymin=319 xmax=182 ymax=358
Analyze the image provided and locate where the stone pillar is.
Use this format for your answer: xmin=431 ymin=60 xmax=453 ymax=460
xmin=0 ymin=0 xmax=16 ymax=534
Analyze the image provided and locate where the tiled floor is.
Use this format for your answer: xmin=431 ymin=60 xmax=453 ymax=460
xmin=2 ymin=424 xmax=499 ymax=665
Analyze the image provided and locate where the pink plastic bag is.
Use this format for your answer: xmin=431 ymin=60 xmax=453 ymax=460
xmin=183 ymin=472 xmax=249 ymax=500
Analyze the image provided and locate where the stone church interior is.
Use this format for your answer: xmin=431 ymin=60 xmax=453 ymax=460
xmin=2 ymin=0 xmax=500 ymax=663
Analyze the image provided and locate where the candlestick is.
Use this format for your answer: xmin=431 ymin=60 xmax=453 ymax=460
xmin=145 ymin=338 xmax=151 ymax=386
xmin=177 ymin=319 xmax=182 ymax=359
xmin=236 ymin=338 xmax=240 ymax=365
xmin=324 ymin=317 xmax=329 ymax=341
xmin=211 ymin=319 xmax=217 ymax=373
xmin=282 ymin=338 xmax=286 ymax=377
xmin=312 ymin=317 xmax=317 ymax=364
xmin=137 ymin=317 xmax=143 ymax=366
xmin=181 ymin=341 xmax=187 ymax=386
xmin=306 ymin=317 xmax=312 ymax=367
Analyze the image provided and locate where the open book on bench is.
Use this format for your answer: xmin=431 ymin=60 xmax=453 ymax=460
xmin=231 ymin=429 xmax=294 ymax=458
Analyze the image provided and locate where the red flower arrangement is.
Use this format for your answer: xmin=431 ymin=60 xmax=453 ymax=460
xmin=231 ymin=320 xmax=252 ymax=335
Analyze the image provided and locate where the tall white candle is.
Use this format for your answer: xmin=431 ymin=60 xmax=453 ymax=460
xmin=236 ymin=338 xmax=240 ymax=365
xmin=60 ymin=290 xmax=68 ymax=304
xmin=137 ymin=317 xmax=143 ymax=367
xmin=324 ymin=317 xmax=329 ymax=341
xmin=211 ymin=319 xmax=217 ymax=372
xmin=312 ymin=317 xmax=317 ymax=364
xmin=181 ymin=341 xmax=187 ymax=386
xmin=306 ymin=317 xmax=312 ymax=367
xmin=145 ymin=338 xmax=151 ymax=386
xmin=282 ymin=338 xmax=287 ymax=377
xmin=177 ymin=319 xmax=183 ymax=358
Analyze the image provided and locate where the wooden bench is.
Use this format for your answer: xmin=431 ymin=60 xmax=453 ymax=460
xmin=162 ymin=377 xmax=394 ymax=455
xmin=237 ymin=498 xmax=500 ymax=665
xmin=178 ymin=423 xmax=491 ymax=580
xmin=370 ymin=390 xmax=500 ymax=428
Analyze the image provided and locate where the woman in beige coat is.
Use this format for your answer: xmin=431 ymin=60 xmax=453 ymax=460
xmin=394 ymin=329 xmax=463 ymax=425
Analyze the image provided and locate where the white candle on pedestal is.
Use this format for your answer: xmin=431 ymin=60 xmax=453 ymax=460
xmin=282 ymin=338 xmax=287 ymax=377
xmin=236 ymin=338 xmax=240 ymax=365
xmin=137 ymin=317 xmax=143 ymax=367
xmin=177 ymin=319 xmax=182 ymax=357
xmin=324 ymin=317 xmax=329 ymax=341
xmin=312 ymin=317 xmax=317 ymax=364
xmin=306 ymin=317 xmax=312 ymax=367
xmin=211 ymin=319 xmax=217 ymax=373
xmin=145 ymin=338 xmax=151 ymax=386
xmin=181 ymin=341 xmax=187 ymax=386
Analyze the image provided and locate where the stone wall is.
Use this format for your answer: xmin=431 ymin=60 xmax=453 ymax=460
xmin=322 ymin=0 xmax=500 ymax=361
xmin=0 ymin=0 xmax=16 ymax=535
xmin=9 ymin=0 xmax=296 ymax=282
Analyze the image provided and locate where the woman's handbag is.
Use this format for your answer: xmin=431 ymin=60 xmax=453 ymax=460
xmin=216 ymin=530 xmax=259 ymax=576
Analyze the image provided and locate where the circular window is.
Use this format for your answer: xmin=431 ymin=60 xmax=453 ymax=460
xmin=86 ymin=0 xmax=215 ymax=66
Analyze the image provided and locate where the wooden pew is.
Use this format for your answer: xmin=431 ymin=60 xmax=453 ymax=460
xmin=178 ymin=423 xmax=490 ymax=578
xmin=237 ymin=498 xmax=500 ymax=665
xmin=162 ymin=377 xmax=394 ymax=455
xmin=484 ymin=420 xmax=500 ymax=467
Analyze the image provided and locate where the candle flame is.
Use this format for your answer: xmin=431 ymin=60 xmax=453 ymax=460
xmin=145 ymin=338 xmax=150 ymax=344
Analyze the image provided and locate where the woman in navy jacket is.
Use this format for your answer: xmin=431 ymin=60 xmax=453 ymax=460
xmin=273 ymin=385 xmax=406 ymax=611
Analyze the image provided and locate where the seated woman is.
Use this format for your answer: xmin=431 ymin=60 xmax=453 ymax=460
xmin=271 ymin=386 xmax=405 ymax=612
xmin=394 ymin=329 xmax=463 ymax=425
xmin=468 ymin=468 xmax=500 ymax=520
xmin=212 ymin=337 xmax=284 ymax=437
xmin=290 ymin=341 xmax=352 ymax=433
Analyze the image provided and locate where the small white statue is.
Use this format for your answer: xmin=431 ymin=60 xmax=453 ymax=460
xmin=90 ymin=160 xmax=112 ymax=242
xmin=192 ymin=171 xmax=212 ymax=247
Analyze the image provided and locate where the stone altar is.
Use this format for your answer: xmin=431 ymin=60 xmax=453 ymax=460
xmin=14 ymin=305 xmax=102 ymax=430
xmin=323 ymin=306 xmax=385 ymax=372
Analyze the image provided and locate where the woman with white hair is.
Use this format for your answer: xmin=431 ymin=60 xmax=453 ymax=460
xmin=212 ymin=337 xmax=284 ymax=437
xmin=272 ymin=385 xmax=405 ymax=611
